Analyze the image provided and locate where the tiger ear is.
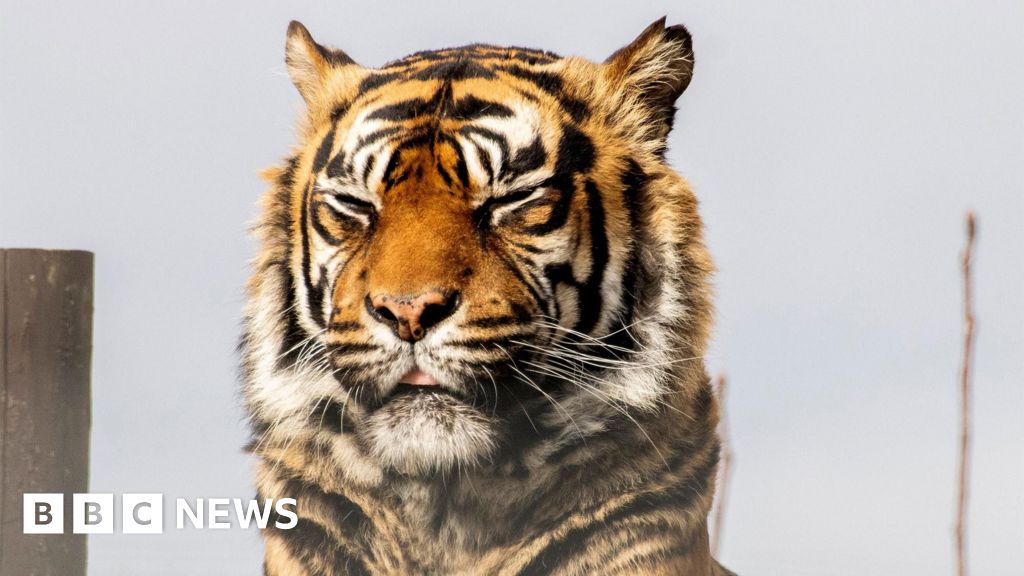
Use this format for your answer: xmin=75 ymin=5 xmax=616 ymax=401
xmin=285 ymin=21 xmax=360 ymax=107
xmin=603 ymin=18 xmax=694 ymax=153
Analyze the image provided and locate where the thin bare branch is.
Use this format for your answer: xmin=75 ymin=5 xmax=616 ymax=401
xmin=711 ymin=373 xmax=733 ymax=557
xmin=955 ymin=210 xmax=977 ymax=576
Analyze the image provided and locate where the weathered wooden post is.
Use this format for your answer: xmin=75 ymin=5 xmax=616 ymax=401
xmin=0 ymin=249 xmax=93 ymax=576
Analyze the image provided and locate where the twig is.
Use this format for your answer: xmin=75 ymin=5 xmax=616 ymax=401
xmin=711 ymin=373 xmax=733 ymax=557
xmin=955 ymin=211 xmax=977 ymax=576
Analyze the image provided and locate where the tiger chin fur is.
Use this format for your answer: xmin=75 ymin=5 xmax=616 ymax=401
xmin=242 ymin=17 xmax=734 ymax=576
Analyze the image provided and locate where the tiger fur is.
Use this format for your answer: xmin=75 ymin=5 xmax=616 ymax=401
xmin=242 ymin=17 xmax=733 ymax=575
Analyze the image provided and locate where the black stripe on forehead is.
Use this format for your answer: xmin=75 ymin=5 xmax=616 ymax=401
xmin=471 ymin=138 xmax=495 ymax=186
xmin=374 ymin=129 xmax=473 ymax=192
xmin=321 ymin=126 xmax=403 ymax=182
xmin=497 ymin=64 xmax=589 ymax=123
xmin=445 ymin=134 xmax=471 ymax=188
xmin=365 ymin=88 xmax=513 ymax=123
xmin=459 ymin=126 xmax=511 ymax=172
xmin=323 ymin=127 xmax=402 ymax=182
xmin=357 ymin=126 xmax=402 ymax=148
xmin=325 ymin=153 xmax=351 ymax=180
xmin=311 ymin=125 xmax=337 ymax=174
xmin=380 ymin=147 xmax=408 ymax=191
xmin=408 ymin=58 xmax=497 ymax=82
xmin=375 ymin=126 xmax=464 ymax=189
xmin=449 ymin=94 xmax=513 ymax=120
xmin=382 ymin=44 xmax=561 ymax=69
xmin=459 ymin=125 xmax=544 ymax=186
xmin=365 ymin=95 xmax=438 ymax=122
xmin=503 ymin=136 xmax=545 ymax=183
xmin=358 ymin=71 xmax=403 ymax=94
xmin=361 ymin=154 xmax=377 ymax=186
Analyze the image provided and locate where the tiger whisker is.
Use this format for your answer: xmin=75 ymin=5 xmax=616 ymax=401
xmin=511 ymin=339 xmax=705 ymax=371
xmin=532 ymin=314 xmax=657 ymax=347
xmin=494 ymin=344 xmax=587 ymax=447
xmin=272 ymin=326 xmax=328 ymax=364
xmin=267 ymin=392 xmax=330 ymax=480
xmin=520 ymin=359 xmax=669 ymax=467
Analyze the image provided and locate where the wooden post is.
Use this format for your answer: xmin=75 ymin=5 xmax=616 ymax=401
xmin=0 ymin=249 xmax=93 ymax=576
xmin=955 ymin=212 xmax=976 ymax=576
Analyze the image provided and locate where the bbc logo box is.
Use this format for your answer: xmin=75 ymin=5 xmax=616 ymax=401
xmin=23 ymin=493 xmax=162 ymax=535
xmin=22 ymin=493 xmax=64 ymax=534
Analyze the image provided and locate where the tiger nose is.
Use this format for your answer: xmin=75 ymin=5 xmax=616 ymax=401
xmin=366 ymin=290 xmax=461 ymax=342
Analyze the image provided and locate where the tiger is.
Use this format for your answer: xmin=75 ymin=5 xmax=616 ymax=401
xmin=242 ymin=16 xmax=733 ymax=576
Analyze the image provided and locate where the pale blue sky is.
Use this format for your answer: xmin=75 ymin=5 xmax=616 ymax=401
xmin=1 ymin=1 xmax=1021 ymax=574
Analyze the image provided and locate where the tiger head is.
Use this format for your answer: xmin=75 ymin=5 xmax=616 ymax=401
xmin=243 ymin=19 xmax=712 ymax=477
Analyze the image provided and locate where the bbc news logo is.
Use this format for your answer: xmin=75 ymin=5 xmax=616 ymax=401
xmin=23 ymin=494 xmax=297 ymax=534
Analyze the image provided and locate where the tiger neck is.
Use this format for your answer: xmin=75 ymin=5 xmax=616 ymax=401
xmin=257 ymin=377 xmax=718 ymax=554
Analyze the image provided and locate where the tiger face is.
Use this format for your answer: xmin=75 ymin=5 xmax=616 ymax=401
xmin=244 ymin=19 xmax=709 ymax=477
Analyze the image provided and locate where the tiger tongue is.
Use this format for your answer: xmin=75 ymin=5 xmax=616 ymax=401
xmin=399 ymin=367 xmax=439 ymax=386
